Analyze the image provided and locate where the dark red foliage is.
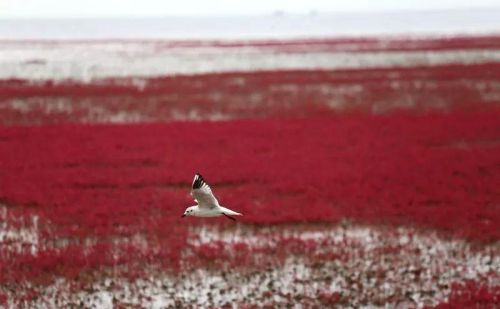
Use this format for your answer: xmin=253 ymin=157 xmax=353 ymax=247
xmin=431 ymin=281 xmax=500 ymax=308
xmin=0 ymin=108 xmax=499 ymax=285
xmin=0 ymin=36 xmax=499 ymax=297
xmin=1 ymin=63 xmax=500 ymax=125
xmin=319 ymin=292 xmax=342 ymax=305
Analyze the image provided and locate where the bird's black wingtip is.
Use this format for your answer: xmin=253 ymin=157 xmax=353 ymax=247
xmin=192 ymin=173 xmax=205 ymax=189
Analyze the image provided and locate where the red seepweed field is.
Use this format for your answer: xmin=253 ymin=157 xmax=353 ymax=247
xmin=0 ymin=36 xmax=499 ymax=307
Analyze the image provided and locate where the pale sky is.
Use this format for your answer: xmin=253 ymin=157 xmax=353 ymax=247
xmin=1 ymin=0 xmax=499 ymax=18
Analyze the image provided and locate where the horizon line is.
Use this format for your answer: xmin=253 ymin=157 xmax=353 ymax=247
xmin=2 ymin=6 xmax=500 ymax=20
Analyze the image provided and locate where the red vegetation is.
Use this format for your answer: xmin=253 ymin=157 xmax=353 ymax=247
xmin=5 ymin=35 xmax=500 ymax=52
xmin=1 ymin=108 xmax=499 ymax=285
xmin=0 ymin=36 xmax=499 ymax=304
xmin=2 ymin=62 xmax=500 ymax=125
xmin=169 ymin=35 xmax=500 ymax=52
xmin=431 ymin=281 xmax=500 ymax=308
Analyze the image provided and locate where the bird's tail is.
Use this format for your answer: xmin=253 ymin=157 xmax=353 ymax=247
xmin=220 ymin=207 xmax=242 ymax=216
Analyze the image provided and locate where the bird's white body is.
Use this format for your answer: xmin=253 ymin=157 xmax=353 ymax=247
xmin=182 ymin=173 xmax=242 ymax=220
xmin=185 ymin=205 xmax=242 ymax=217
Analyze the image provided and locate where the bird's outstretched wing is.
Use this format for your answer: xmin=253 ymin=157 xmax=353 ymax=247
xmin=191 ymin=173 xmax=219 ymax=209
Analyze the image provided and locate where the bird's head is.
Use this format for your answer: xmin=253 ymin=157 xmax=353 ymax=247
xmin=181 ymin=206 xmax=196 ymax=218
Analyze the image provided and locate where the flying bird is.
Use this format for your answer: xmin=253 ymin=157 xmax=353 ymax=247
xmin=181 ymin=173 xmax=242 ymax=221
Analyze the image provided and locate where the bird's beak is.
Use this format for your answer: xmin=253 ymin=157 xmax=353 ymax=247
xmin=181 ymin=214 xmax=186 ymax=218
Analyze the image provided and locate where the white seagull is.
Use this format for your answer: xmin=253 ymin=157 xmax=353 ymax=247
xmin=181 ymin=173 xmax=242 ymax=221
